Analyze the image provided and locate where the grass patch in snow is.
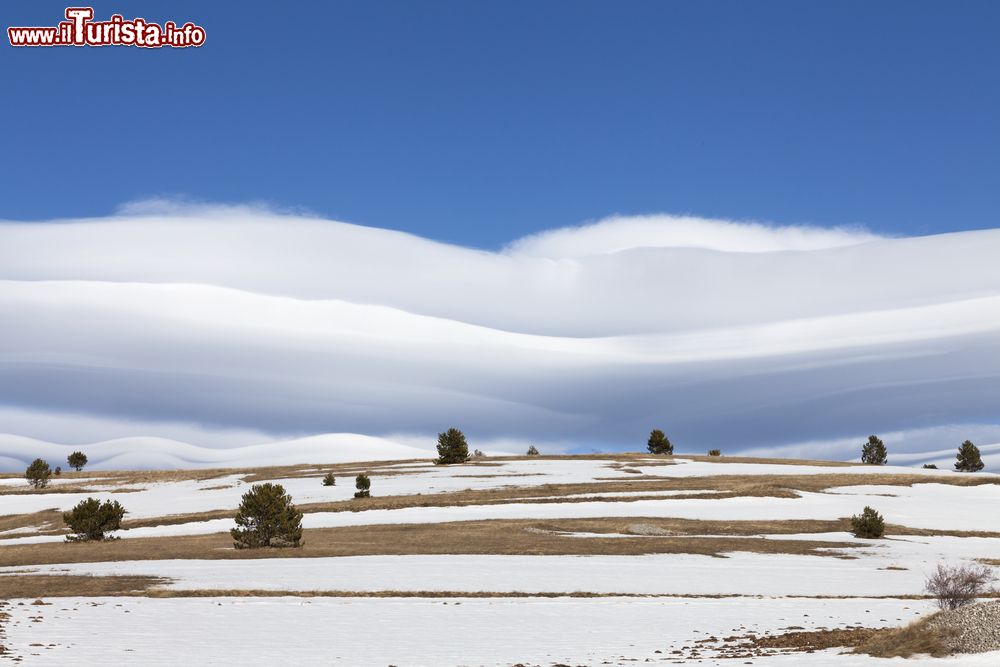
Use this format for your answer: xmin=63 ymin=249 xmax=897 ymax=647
xmin=0 ymin=574 xmax=168 ymax=598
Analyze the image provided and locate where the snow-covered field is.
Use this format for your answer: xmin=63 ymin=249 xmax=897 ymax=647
xmin=2 ymin=454 xmax=1000 ymax=665
xmin=0 ymin=595 xmax=959 ymax=666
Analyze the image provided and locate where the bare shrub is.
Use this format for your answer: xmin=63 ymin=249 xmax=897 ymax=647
xmin=925 ymin=562 xmax=995 ymax=610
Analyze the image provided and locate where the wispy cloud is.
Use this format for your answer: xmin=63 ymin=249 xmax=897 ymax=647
xmin=0 ymin=203 xmax=998 ymax=467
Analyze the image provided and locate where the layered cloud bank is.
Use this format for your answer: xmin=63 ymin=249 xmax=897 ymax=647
xmin=1 ymin=204 xmax=999 ymax=468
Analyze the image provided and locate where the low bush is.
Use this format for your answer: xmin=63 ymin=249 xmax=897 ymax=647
xmin=472 ymin=449 xmax=485 ymax=458
xmin=925 ymin=562 xmax=995 ymax=610
xmin=526 ymin=445 xmax=539 ymax=456
xmin=707 ymin=449 xmax=721 ymax=457
xmin=850 ymin=506 xmax=885 ymax=538
xmin=25 ymin=458 xmax=51 ymax=489
xmin=55 ymin=466 xmax=62 ymax=476
xmin=354 ymin=473 xmax=371 ymax=498
xmin=922 ymin=463 xmax=938 ymax=469
xmin=63 ymin=498 xmax=125 ymax=542
xmin=321 ymin=472 xmax=336 ymax=486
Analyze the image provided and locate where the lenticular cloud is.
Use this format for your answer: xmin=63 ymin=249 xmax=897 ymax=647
xmin=1 ymin=204 xmax=999 ymax=468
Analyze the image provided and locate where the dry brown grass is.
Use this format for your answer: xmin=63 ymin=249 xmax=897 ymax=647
xmin=853 ymin=614 xmax=956 ymax=658
xmin=0 ymin=511 xmax=66 ymax=537
xmin=0 ymin=574 xmax=167 ymax=598
xmin=677 ymin=455 xmax=856 ymax=467
xmin=0 ymin=517 xmax=861 ymax=567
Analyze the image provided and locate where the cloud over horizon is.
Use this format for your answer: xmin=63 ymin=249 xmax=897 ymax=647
xmin=1 ymin=203 xmax=998 ymax=468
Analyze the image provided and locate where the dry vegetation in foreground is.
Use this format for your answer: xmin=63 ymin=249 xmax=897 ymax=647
xmin=0 ymin=574 xmax=168 ymax=598
xmin=688 ymin=615 xmax=966 ymax=661
xmin=0 ymin=517 xmax=863 ymax=567
xmin=853 ymin=614 xmax=956 ymax=658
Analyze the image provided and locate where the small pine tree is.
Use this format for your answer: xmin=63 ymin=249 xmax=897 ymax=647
xmin=67 ymin=451 xmax=88 ymax=472
xmin=646 ymin=429 xmax=673 ymax=455
xmin=321 ymin=472 xmax=336 ymax=486
xmin=850 ymin=506 xmax=885 ymax=538
xmin=955 ymin=440 xmax=984 ymax=473
xmin=472 ymin=449 xmax=485 ymax=459
xmin=25 ymin=458 xmax=52 ymax=489
xmin=707 ymin=449 xmax=721 ymax=457
xmin=526 ymin=445 xmax=540 ymax=456
xmin=230 ymin=483 xmax=303 ymax=549
xmin=63 ymin=498 xmax=125 ymax=542
xmin=435 ymin=428 xmax=470 ymax=465
xmin=55 ymin=466 xmax=62 ymax=476
xmin=860 ymin=435 xmax=887 ymax=465
xmin=354 ymin=473 xmax=371 ymax=498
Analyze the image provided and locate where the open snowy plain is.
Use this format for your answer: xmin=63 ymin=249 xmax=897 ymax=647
xmin=2 ymin=453 xmax=1000 ymax=665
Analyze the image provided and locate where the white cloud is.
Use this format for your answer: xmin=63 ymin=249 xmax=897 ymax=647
xmin=504 ymin=213 xmax=883 ymax=257
xmin=0 ymin=203 xmax=998 ymax=468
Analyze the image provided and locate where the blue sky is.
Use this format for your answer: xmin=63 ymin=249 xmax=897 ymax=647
xmin=3 ymin=1 xmax=998 ymax=247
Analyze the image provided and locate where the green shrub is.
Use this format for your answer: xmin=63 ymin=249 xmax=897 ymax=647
xmin=63 ymin=498 xmax=125 ymax=542
xmin=526 ymin=445 xmax=540 ymax=456
xmin=954 ymin=440 xmax=984 ymax=472
xmin=435 ymin=428 xmax=470 ymax=464
xmin=707 ymin=449 xmax=721 ymax=457
xmin=861 ymin=435 xmax=887 ymax=465
xmin=354 ymin=473 xmax=371 ymax=498
xmin=851 ymin=506 xmax=885 ymax=539
xmin=25 ymin=458 xmax=51 ymax=489
xmin=321 ymin=472 xmax=336 ymax=486
xmin=646 ymin=429 xmax=673 ymax=455
xmin=55 ymin=466 xmax=62 ymax=476
xmin=67 ymin=451 xmax=88 ymax=472
xmin=922 ymin=463 xmax=938 ymax=470
xmin=231 ymin=483 xmax=303 ymax=549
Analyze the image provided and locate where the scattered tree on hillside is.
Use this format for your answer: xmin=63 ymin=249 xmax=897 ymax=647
xmin=321 ymin=472 xmax=336 ymax=486
xmin=435 ymin=428 xmax=470 ymax=465
xmin=25 ymin=458 xmax=52 ymax=489
xmin=231 ymin=483 xmax=303 ymax=549
xmin=354 ymin=473 xmax=371 ymax=498
xmin=472 ymin=449 xmax=485 ymax=459
xmin=646 ymin=429 xmax=673 ymax=455
xmin=850 ymin=506 xmax=885 ymax=539
xmin=707 ymin=449 xmax=721 ymax=457
xmin=955 ymin=440 xmax=985 ymax=473
xmin=922 ymin=463 xmax=938 ymax=470
xmin=925 ymin=562 xmax=995 ymax=610
xmin=67 ymin=451 xmax=88 ymax=472
xmin=63 ymin=498 xmax=126 ymax=542
xmin=861 ymin=435 xmax=887 ymax=465
xmin=526 ymin=445 xmax=540 ymax=456
xmin=55 ymin=466 xmax=62 ymax=476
